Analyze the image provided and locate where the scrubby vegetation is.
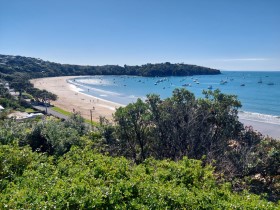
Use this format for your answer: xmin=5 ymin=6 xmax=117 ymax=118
xmin=0 ymin=88 xmax=279 ymax=208
xmin=0 ymin=145 xmax=277 ymax=209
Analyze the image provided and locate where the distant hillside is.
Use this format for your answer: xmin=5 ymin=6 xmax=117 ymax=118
xmin=0 ymin=54 xmax=220 ymax=78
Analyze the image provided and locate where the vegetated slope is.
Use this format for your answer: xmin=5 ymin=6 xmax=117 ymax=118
xmin=0 ymin=99 xmax=279 ymax=207
xmin=0 ymin=54 xmax=220 ymax=78
xmin=0 ymin=144 xmax=277 ymax=209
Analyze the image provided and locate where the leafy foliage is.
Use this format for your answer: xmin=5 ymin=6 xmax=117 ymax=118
xmin=0 ymin=145 xmax=277 ymax=209
xmin=100 ymin=88 xmax=280 ymax=201
xmin=1 ymin=113 xmax=87 ymax=157
xmin=0 ymin=145 xmax=37 ymax=191
xmin=102 ymin=89 xmax=243 ymax=162
xmin=0 ymin=120 xmax=33 ymax=145
xmin=24 ymin=119 xmax=79 ymax=156
xmin=64 ymin=111 xmax=88 ymax=136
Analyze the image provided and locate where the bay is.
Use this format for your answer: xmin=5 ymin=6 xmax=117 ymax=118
xmin=68 ymin=71 xmax=280 ymax=125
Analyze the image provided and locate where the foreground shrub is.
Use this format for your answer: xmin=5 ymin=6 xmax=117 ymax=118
xmin=0 ymin=113 xmax=87 ymax=157
xmin=0 ymin=145 xmax=277 ymax=209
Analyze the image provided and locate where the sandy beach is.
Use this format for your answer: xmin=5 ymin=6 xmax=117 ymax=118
xmin=31 ymin=76 xmax=123 ymax=121
xmin=239 ymin=118 xmax=280 ymax=140
xmin=31 ymin=76 xmax=280 ymax=139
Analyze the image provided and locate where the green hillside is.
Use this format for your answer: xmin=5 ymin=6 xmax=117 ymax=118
xmin=0 ymin=54 xmax=220 ymax=78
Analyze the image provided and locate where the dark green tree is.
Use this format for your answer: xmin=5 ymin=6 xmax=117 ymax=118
xmin=114 ymin=99 xmax=152 ymax=163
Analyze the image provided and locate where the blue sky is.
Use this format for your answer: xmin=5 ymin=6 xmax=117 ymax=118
xmin=0 ymin=0 xmax=279 ymax=70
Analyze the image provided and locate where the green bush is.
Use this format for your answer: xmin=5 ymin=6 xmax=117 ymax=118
xmin=0 ymin=145 xmax=277 ymax=209
xmin=24 ymin=118 xmax=82 ymax=156
xmin=0 ymin=145 xmax=36 ymax=191
xmin=0 ymin=120 xmax=33 ymax=145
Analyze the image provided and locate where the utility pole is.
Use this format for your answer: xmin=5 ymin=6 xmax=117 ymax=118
xmin=90 ymin=106 xmax=95 ymax=131
xmin=44 ymin=94 xmax=48 ymax=114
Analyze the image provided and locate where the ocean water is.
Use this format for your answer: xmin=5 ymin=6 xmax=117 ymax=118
xmin=68 ymin=71 xmax=280 ymax=125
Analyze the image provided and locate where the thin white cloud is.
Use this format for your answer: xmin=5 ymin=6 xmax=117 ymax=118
xmin=219 ymin=58 xmax=271 ymax=62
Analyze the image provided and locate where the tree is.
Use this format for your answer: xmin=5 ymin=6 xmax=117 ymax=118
xmin=64 ymin=111 xmax=88 ymax=135
xmin=114 ymin=99 xmax=152 ymax=163
xmin=24 ymin=118 xmax=80 ymax=156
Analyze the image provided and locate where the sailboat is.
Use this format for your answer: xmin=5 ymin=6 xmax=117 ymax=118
xmin=258 ymin=78 xmax=262 ymax=84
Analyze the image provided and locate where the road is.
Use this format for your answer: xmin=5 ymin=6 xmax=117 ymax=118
xmin=32 ymin=105 xmax=69 ymax=120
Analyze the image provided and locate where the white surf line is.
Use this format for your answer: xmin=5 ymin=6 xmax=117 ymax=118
xmin=239 ymin=117 xmax=280 ymax=126
xmin=66 ymin=80 xmax=125 ymax=108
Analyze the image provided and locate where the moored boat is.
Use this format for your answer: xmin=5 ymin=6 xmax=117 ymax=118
xmin=182 ymin=83 xmax=191 ymax=87
xmin=220 ymin=80 xmax=227 ymax=85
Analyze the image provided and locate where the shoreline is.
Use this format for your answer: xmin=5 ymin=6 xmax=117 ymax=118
xmin=67 ymin=79 xmax=125 ymax=107
xmin=31 ymin=76 xmax=123 ymax=121
xmin=239 ymin=118 xmax=280 ymax=139
xmin=31 ymin=76 xmax=280 ymax=139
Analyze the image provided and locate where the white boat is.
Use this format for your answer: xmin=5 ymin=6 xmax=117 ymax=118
xmin=220 ymin=80 xmax=228 ymax=85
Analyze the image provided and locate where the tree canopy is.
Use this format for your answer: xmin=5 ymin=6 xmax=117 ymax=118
xmin=0 ymin=54 xmax=220 ymax=79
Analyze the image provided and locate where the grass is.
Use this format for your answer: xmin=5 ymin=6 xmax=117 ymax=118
xmin=85 ymin=119 xmax=99 ymax=126
xmin=52 ymin=106 xmax=99 ymax=126
xmin=25 ymin=108 xmax=36 ymax=113
xmin=51 ymin=107 xmax=72 ymax=116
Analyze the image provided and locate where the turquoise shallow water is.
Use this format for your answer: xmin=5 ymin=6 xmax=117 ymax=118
xmin=68 ymin=71 xmax=280 ymax=125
